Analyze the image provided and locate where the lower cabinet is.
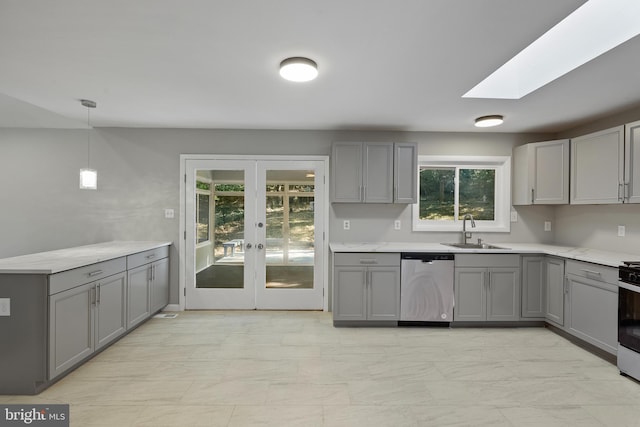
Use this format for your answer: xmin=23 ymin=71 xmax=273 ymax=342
xmin=545 ymin=256 xmax=565 ymax=326
xmin=49 ymin=271 xmax=127 ymax=380
xmin=521 ymin=256 xmax=545 ymax=319
xmin=333 ymin=253 xmax=400 ymax=323
xmin=454 ymin=255 xmax=520 ymax=322
xmin=127 ymin=247 xmax=169 ymax=329
xmin=565 ymin=260 xmax=618 ymax=355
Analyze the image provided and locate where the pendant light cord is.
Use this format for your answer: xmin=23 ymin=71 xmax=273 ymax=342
xmin=87 ymin=105 xmax=91 ymax=169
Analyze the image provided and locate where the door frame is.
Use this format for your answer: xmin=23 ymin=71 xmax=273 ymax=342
xmin=178 ymin=154 xmax=330 ymax=311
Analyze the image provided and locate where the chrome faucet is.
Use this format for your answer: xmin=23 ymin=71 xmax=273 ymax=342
xmin=462 ymin=214 xmax=476 ymax=245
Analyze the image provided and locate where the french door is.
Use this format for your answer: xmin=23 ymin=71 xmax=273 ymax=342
xmin=184 ymin=157 xmax=326 ymax=310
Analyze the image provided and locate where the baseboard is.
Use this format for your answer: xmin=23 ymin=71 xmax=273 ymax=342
xmin=163 ymin=304 xmax=182 ymax=312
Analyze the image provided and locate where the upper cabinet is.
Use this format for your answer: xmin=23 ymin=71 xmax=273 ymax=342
xmin=570 ymin=126 xmax=624 ymax=204
xmin=331 ymin=141 xmax=417 ymax=204
xmin=513 ymin=139 xmax=570 ymax=205
xmin=624 ymin=120 xmax=640 ymax=203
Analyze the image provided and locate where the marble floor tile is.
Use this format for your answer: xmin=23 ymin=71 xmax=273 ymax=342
xmin=228 ymin=405 xmax=323 ymax=427
xmin=3 ymin=311 xmax=639 ymax=426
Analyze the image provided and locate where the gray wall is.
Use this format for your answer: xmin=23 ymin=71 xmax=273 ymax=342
xmin=4 ymin=125 xmax=638 ymax=306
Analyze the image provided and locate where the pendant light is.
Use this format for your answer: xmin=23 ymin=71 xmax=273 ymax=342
xmin=79 ymin=99 xmax=97 ymax=190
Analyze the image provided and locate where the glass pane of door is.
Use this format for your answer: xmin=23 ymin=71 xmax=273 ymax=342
xmin=196 ymin=175 xmax=246 ymax=289
xmin=264 ymin=173 xmax=315 ymax=289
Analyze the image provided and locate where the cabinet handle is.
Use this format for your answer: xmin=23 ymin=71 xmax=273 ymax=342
xmin=97 ymin=285 xmax=101 ymax=304
xmin=625 ymin=182 xmax=630 ymax=200
xmin=146 ymin=254 xmax=157 ymax=260
xmin=359 ymin=259 xmax=378 ymax=265
xmin=87 ymin=270 xmax=103 ymax=277
xmin=619 ymin=183 xmax=624 ymax=202
xmin=580 ymin=269 xmax=602 ymax=278
xmin=531 ymin=188 xmax=534 ymax=204
xmin=564 ymin=277 xmax=569 ymax=295
xmin=91 ymin=287 xmax=97 ymax=305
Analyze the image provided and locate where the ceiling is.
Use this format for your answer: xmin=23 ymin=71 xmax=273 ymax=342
xmin=1 ymin=0 xmax=639 ymax=133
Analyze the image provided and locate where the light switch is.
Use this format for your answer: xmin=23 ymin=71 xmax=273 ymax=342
xmin=618 ymin=225 xmax=626 ymax=237
xmin=394 ymin=220 xmax=401 ymax=230
xmin=0 ymin=298 xmax=10 ymax=316
xmin=164 ymin=209 xmax=175 ymax=219
xmin=544 ymin=221 xmax=551 ymax=232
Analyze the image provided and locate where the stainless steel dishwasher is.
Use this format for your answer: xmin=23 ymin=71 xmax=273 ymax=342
xmin=400 ymin=253 xmax=454 ymax=323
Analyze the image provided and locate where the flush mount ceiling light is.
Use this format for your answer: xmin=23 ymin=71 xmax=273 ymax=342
xmin=279 ymin=57 xmax=318 ymax=82
xmin=463 ymin=0 xmax=640 ymax=99
xmin=79 ymin=99 xmax=97 ymax=190
xmin=475 ymin=115 xmax=504 ymax=128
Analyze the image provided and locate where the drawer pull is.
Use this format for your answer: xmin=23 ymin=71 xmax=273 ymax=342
xmin=87 ymin=270 xmax=103 ymax=277
xmin=581 ymin=269 xmax=602 ymax=277
xmin=359 ymin=259 xmax=378 ymax=265
xmin=146 ymin=254 xmax=157 ymax=260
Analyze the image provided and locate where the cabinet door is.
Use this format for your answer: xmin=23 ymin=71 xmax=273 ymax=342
xmin=534 ymin=139 xmax=569 ymax=204
xmin=333 ymin=267 xmax=367 ymax=321
xmin=394 ymin=142 xmax=417 ymax=203
xmin=150 ymin=258 xmax=169 ymax=313
xmin=625 ymin=120 xmax=640 ymax=203
xmin=521 ymin=256 xmax=545 ymax=319
xmin=367 ymin=267 xmax=400 ymax=321
xmin=512 ymin=144 xmax=534 ymax=206
xmin=454 ymin=268 xmax=486 ymax=321
xmin=566 ymin=274 xmax=618 ymax=354
xmin=571 ymin=126 xmax=624 ymax=204
xmin=545 ymin=257 xmax=565 ymax=326
xmin=487 ymin=267 xmax=520 ymax=321
xmin=96 ymin=272 xmax=127 ymax=350
xmin=49 ymin=283 xmax=94 ymax=379
xmin=127 ymin=264 xmax=151 ymax=329
xmin=331 ymin=142 xmax=363 ymax=202
xmin=363 ymin=142 xmax=393 ymax=203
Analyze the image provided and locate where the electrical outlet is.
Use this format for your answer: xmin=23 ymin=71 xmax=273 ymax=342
xmin=544 ymin=221 xmax=551 ymax=232
xmin=343 ymin=220 xmax=350 ymax=230
xmin=510 ymin=211 xmax=518 ymax=222
xmin=0 ymin=298 xmax=10 ymax=316
xmin=164 ymin=208 xmax=175 ymax=219
xmin=618 ymin=225 xmax=626 ymax=237
xmin=394 ymin=220 xmax=401 ymax=230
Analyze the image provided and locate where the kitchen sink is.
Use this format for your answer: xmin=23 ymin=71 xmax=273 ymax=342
xmin=441 ymin=242 xmax=508 ymax=250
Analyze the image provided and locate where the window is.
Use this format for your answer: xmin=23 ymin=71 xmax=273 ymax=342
xmin=412 ymin=156 xmax=511 ymax=232
xmin=196 ymin=181 xmax=211 ymax=245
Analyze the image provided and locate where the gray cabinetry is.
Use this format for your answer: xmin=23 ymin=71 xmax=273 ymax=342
xmin=513 ymin=139 xmax=569 ymax=205
xmin=454 ymin=254 xmax=520 ymax=322
xmin=521 ymin=256 xmax=545 ymax=319
xmin=570 ymin=126 xmax=624 ymax=204
xmin=127 ymin=246 xmax=169 ymax=329
xmin=625 ymin=120 xmax=640 ymax=203
xmin=49 ymin=267 xmax=127 ymax=380
xmin=333 ymin=253 xmax=400 ymax=324
xmin=545 ymin=256 xmax=565 ymax=326
xmin=331 ymin=141 xmax=417 ymax=204
xmin=565 ymin=260 xmax=618 ymax=355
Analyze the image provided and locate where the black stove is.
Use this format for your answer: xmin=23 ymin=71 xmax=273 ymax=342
xmin=618 ymin=261 xmax=640 ymax=381
xmin=619 ymin=262 xmax=640 ymax=285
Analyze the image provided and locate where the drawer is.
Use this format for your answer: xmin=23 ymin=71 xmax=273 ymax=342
xmin=127 ymin=246 xmax=169 ymax=270
xmin=455 ymin=254 xmax=519 ymax=268
xmin=334 ymin=252 xmax=400 ymax=267
xmin=566 ymin=260 xmax=617 ymax=284
xmin=49 ymin=257 xmax=126 ymax=295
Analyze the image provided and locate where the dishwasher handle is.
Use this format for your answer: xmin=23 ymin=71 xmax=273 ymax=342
xmin=401 ymin=253 xmax=454 ymax=262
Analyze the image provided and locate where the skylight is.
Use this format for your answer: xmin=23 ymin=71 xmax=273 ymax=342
xmin=463 ymin=0 xmax=640 ymax=99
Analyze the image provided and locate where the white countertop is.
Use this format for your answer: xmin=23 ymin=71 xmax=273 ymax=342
xmin=0 ymin=241 xmax=172 ymax=274
xmin=329 ymin=242 xmax=639 ymax=268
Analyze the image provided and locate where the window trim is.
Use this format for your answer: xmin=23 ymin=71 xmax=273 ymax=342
xmin=412 ymin=155 xmax=511 ymax=233
xmin=195 ymin=179 xmax=212 ymax=247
